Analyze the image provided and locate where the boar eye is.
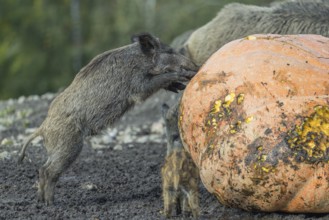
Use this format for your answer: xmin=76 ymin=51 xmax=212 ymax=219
xmin=172 ymin=134 xmax=180 ymax=141
xmin=166 ymin=48 xmax=174 ymax=54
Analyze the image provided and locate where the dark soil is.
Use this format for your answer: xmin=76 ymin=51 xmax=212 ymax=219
xmin=0 ymin=92 xmax=328 ymax=220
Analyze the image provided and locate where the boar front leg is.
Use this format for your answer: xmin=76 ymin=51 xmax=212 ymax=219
xmin=38 ymin=136 xmax=83 ymax=205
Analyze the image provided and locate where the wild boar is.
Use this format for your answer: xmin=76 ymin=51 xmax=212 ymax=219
xmin=18 ymin=33 xmax=198 ymax=205
xmin=161 ymin=102 xmax=199 ymax=218
xmin=178 ymin=0 xmax=329 ymax=65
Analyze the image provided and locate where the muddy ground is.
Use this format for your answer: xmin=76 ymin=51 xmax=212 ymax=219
xmin=0 ymin=92 xmax=328 ymax=220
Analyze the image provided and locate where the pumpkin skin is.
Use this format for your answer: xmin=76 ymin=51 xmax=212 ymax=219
xmin=179 ymin=34 xmax=329 ymax=213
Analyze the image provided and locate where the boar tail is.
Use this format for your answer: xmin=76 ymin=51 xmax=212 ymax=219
xmin=17 ymin=129 xmax=42 ymax=164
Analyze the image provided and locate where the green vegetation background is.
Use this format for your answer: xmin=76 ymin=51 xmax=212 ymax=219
xmin=0 ymin=0 xmax=274 ymax=100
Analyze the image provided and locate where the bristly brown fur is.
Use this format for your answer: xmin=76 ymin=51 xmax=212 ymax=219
xmin=17 ymin=33 xmax=198 ymax=206
xmin=161 ymin=102 xmax=200 ymax=218
xmin=161 ymin=148 xmax=200 ymax=218
xmin=177 ymin=0 xmax=329 ymax=65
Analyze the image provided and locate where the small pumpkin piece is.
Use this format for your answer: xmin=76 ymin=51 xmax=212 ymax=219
xmin=246 ymin=35 xmax=257 ymax=40
xmin=287 ymin=105 xmax=329 ymax=162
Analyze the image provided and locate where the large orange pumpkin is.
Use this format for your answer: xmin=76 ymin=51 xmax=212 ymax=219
xmin=179 ymin=34 xmax=329 ymax=213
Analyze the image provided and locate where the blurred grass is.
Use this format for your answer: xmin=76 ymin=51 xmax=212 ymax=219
xmin=0 ymin=0 xmax=274 ymax=100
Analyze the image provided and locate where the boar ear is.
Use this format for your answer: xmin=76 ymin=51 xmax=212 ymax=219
xmin=132 ymin=33 xmax=160 ymax=56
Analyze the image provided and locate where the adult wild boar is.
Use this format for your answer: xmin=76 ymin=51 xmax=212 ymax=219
xmin=178 ymin=0 xmax=329 ymax=65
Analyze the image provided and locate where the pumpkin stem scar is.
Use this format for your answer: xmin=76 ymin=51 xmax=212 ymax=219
xmin=286 ymin=105 xmax=329 ymax=163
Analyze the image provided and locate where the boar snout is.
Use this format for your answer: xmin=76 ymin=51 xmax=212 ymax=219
xmin=179 ymin=55 xmax=199 ymax=72
xmin=180 ymin=69 xmax=197 ymax=80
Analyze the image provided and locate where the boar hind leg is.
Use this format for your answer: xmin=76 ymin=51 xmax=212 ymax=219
xmin=163 ymin=188 xmax=179 ymax=217
xmin=38 ymin=140 xmax=83 ymax=205
xmin=183 ymin=189 xmax=199 ymax=218
xmin=189 ymin=190 xmax=200 ymax=218
xmin=180 ymin=195 xmax=191 ymax=217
